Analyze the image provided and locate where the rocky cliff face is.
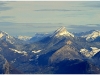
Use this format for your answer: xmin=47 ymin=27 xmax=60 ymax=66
xmin=0 ymin=54 xmax=22 ymax=74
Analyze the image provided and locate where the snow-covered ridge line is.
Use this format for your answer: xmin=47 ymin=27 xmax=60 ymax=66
xmin=55 ymin=26 xmax=66 ymax=33
xmin=0 ymin=31 xmax=11 ymax=38
xmin=82 ymin=30 xmax=100 ymax=41
xmin=0 ymin=31 xmax=15 ymax=44
xmin=18 ymin=36 xmax=32 ymax=41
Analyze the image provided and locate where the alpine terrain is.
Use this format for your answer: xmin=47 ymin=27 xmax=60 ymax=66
xmin=0 ymin=27 xmax=100 ymax=74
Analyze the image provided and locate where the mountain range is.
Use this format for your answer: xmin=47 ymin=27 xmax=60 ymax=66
xmin=0 ymin=27 xmax=100 ymax=74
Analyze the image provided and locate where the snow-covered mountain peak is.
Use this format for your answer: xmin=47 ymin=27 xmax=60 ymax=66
xmin=52 ymin=26 xmax=74 ymax=37
xmin=55 ymin=26 xmax=66 ymax=32
xmin=0 ymin=31 xmax=12 ymax=39
xmin=0 ymin=30 xmax=18 ymax=44
xmin=0 ymin=31 xmax=8 ymax=38
xmin=83 ymin=30 xmax=100 ymax=41
xmin=92 ymin=30 xmax=100 ymax=34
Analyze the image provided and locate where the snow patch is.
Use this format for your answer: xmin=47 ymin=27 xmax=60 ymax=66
xmin=6 ymin=38 xmax=14 ymax=44
xmin=80 ymin=47 xmax=100 ymax=58
xmin=32 ymin=50 xmax=41 ymax=53
xmin=9 ymin=48 xmax=27 ymax=56
xmin=11 ymin=59 xmax=16 ymax=63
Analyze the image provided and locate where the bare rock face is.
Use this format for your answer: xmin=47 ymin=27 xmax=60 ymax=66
xmin=0 ymin=54 xmax=9 ymax=74
xmin=49 ymin=45 xmax=82 ymax=63
xmin=0 ymin=54 xmax=22 ymax=74
xmin=3 ymin=59 xmax=10 ymax=74
xmin=66 ymin=40 xmax=72 ymax=45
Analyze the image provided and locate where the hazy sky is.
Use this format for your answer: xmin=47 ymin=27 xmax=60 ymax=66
xmin=0 ymin=1 xmax=100 ymax=36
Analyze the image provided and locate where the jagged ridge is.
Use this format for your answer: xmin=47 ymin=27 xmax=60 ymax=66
xmin=52 ymin=26 xmax=74 ymax=37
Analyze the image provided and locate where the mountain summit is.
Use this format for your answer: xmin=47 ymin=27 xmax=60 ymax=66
xmin=82 ymin=30 xmax=100 ymax=41
xmin=52 ymin=26 xmax=74 ymax=37
xmin=0 ymin=31 xmax=11 ymax=39
xmin=0 ymin=31 xmax=23 ymax=44
xmin=0 ymin=31 xmax=14 ymax=43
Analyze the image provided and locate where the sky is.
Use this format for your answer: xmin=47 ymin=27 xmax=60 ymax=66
xmin=0 ymin=1 xmax=100 ymax=36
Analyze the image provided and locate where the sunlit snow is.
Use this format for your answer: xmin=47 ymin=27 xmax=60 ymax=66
xmin=80 ymin=47 xmax=100 ymax=58
xmin=52 ymin=27 xmax=74 ymax=37
xmin=0 ymin=33 xmax=3 ymax=38
xmin=82 ymin=30 xmax=100 ymax=41
xmin=18 ymin=36 xmax=32 ymax=41
xmin=9 ymin=48 xmax=27 ymax=56
xmin=32 ymin=50 xmax=41 ymax=53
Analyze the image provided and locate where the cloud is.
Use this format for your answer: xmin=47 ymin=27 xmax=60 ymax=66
xmin=0 ymin=16 xmax=14 ymax=18
xmin=86 ymin=24 xmax=100 ymax=27
xmin=67 ymin=24 xmax=100 ymax=32
xmin=0 ymin=16 xmax=14 ymax=22
xmin=83 ymin=2 xmax=100 ymax=8
xmin=0 ymin=22 xmax=100 ymax=36
xmin=0 ymin=2 xmax=6 ymax=6
xmin=0 ymin=2 xmax=12 ymax=11
xmin=0 ymin=1 xmax=100 ymax=36
xmin=34 ymin=9 xmax=82 ymax=12
xmin=0 ymin=6 xmax=11 ymax=11
xmin=0 ymin=16 xmax=14 ymax=20
xmin=0 ymin=22 xmax=14 ymax=26
xmin=0 ymin=22 xmax=62 ymax=36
